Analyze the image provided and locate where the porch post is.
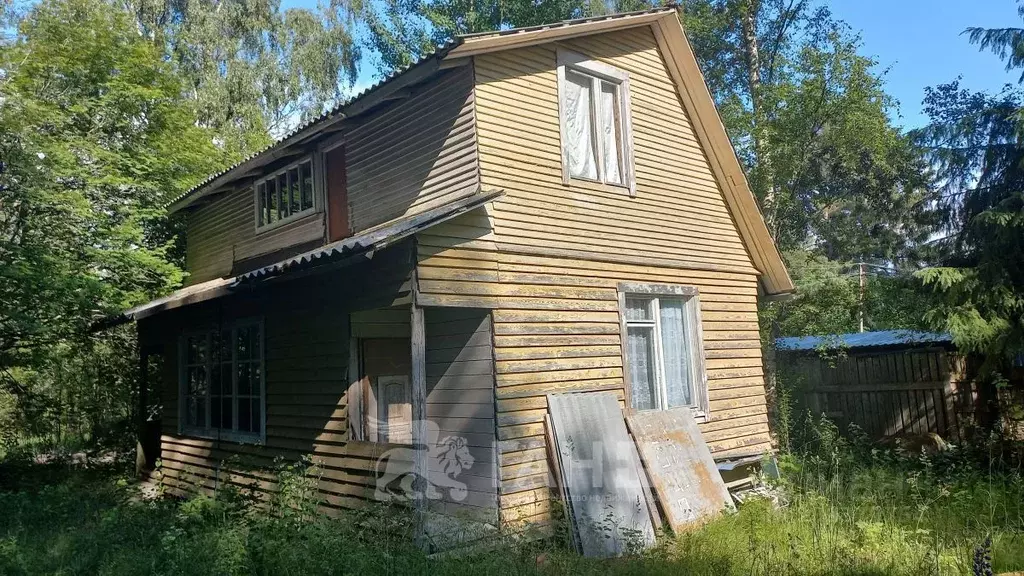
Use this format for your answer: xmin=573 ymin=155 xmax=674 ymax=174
xmin=410 ymin=269 xmax=428 ymax=546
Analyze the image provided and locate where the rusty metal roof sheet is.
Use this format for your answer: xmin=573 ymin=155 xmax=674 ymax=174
xmin=626 ymin=407 xmax=734 ymax=533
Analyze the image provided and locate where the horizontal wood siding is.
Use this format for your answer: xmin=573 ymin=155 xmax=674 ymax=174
xmin=186 ymin=193 xmax=324 ymax=284
xmin=474 ymin=28 xmax=756 ymax=274
xmin=183 ymin=64 xmax=480 ymax=285
xmin=425 ymin=307 xmax=498 ymax=521
xmin=414 ymin=25 xmax=769 ymax=529
xmin=347 ymin=65 xmax=480 ymax=233
xmin=416 ymin=240 xmax=769 ymax=528
xmin=143 ymin=243 xmax=415 ymax=509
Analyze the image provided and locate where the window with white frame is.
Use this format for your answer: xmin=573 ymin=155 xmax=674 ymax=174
xmin=620 ymin=287 xmax=708 ymax=415
xmin=180 ymin=320 xmax=264 ymax=441
xmin=255 ymin=158 xmax=315 ymax=229
xmin=557 ymin=49 xmax=635 ymax=193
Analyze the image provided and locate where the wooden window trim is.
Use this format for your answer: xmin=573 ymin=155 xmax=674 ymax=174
xmin=556 ymin=48 xmax=637 ymax=196
xmin=617 ymin=282 xmax=710 ymax=421
xmin=177 ymin=317 xmax=266 ymax=444
xmin=253 ymin=157 xmax=320 ymax=234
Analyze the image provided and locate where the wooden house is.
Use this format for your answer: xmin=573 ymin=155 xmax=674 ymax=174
xmin=118 ymin=7 xmax=794 ymax=535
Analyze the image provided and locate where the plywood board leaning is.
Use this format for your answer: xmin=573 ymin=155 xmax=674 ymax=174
xmin=547 ymin=392 xmax=656 ymax=557
xmin=626 ymin=407 xmax=734 ymax=533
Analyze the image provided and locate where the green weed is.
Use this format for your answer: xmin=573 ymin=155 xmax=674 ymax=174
xmin=0 ymin=436 xmax=1021 ymax=575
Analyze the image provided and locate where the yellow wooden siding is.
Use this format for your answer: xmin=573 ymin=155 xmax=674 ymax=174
xmin=183 ymin=65 xmax=480 ymax=286
xmin=474 ymin=28 xmax=757 ymax=273
xmin=416 ymin=236 xmax=770 ymax=527
xmin=414 ymin=24 xmax=770 ymax=529
xmin=347 ymin=65 xmax=480 ymax=233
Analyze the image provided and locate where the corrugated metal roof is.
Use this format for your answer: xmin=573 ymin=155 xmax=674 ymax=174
xmin=100 ymin=189 xmax=503 ymax=327
xmin=165 ymin=39 xmax=462 ymax=212
xmin=235 ymin=188 xmax=502 ymax=282
xmin=776 ymin=330 xmax=954 ymax=352
xmin=167 ymin=6 xmax=679 ymax=213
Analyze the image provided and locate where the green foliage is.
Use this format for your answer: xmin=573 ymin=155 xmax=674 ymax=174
xmin=680 ymin=1 xmax=939 ymax=264
xmin=2 ymin=447 xmax=1023 ymax=575
xmin=125 ymin=0 xmax=360 ymax=154
xmin=914 ymin=81 xmax=1024 ymax=362
xmin=0 ymin=0 xmax=228 ymax=443
xmin=762 ymin=251 xmax=935 ymax=339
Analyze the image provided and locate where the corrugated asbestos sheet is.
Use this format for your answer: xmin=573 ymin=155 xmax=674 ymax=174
xmin=626 ymin=408 xmax=733 ymax=533
xmin=547 ymin=392 xmax=655 ymax=558
xmin=103 ymin=190 xmax=502 ymax=327
xmin=236 ymin=188 xmax=502 ymax=282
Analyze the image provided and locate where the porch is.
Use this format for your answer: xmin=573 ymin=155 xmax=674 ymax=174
xmin=135 ymin=239 xmax=499 ymax=535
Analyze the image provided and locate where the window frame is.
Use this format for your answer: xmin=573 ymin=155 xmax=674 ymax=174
xmin=253 ymin=157 xmax=319 ymax=234
xmin=617 ymin=283 xmax=710 ymax=420
xmin=556 ymin=48 xmax=637 ymax=196
xmin=177 ymin=317 xmax=266 ymax=444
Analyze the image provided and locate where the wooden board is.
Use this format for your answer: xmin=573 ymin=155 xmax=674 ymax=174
xmin=626 ymin=407 xmax=733 ymax=533
xmin=546 ymin=392 xmax=655 ymax=557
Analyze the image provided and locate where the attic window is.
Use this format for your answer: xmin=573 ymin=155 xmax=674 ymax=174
xmin=255 ymin=158 xmax=316 ymax=230
xmin=557 ymin=49 xmax=636 ymax=195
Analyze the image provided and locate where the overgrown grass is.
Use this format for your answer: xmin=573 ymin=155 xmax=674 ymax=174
xmin=1 ymin=430 xmax=1022 ymax=575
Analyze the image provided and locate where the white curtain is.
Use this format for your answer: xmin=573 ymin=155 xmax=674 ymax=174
xmin=627 ymin=326 xmax=658 ymax=410
xmin=563 ymin=71 xmax=598 ymax=180
xmin=599 ymin=82 xmax=622 ymax=185
xmin=660 ymin=299 xmax=693 ymax=408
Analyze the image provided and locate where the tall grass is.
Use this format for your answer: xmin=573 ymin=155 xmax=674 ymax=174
xmin=0 ymin=425 xmax=1022 ymax=575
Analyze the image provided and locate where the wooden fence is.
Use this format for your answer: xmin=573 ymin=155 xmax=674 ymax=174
xmin=784 ymin=347 xmax=971 ymax=443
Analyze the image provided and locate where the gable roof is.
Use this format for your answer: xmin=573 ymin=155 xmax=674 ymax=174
xmin=170 ymin=7 xmax=794 ymax=295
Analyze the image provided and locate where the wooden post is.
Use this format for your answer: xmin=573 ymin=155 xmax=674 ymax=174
xmin=409 ymin=269 xmax=428 ymax=548
xmin=135 ymin=344 xmax=150 ymax=477
xmin=858 ymin=262 xmax=865 ymax=333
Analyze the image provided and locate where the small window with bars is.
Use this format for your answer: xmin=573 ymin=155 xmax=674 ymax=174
xmin=255 ymin=159 xmax=315 ymax=229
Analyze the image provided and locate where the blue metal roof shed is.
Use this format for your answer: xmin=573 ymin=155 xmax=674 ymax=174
xmin=776 ymin=330 xmax=954 ymax=352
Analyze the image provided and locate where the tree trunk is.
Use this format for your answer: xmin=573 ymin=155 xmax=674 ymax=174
xmin=739 ymin=0 xmax=779 ymax=235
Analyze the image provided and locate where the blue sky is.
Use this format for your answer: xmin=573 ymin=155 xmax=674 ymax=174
xmin=321 ymin=0 xmax=1023 ymax=130
xmin=822 ymin=0 xmax=1020 ymax=128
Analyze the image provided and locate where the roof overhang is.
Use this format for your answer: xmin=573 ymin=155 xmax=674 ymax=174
xmin=102 ymin=189 xmax=503 ymax=328
xmin=166 ymin=44 xmax=462 ymax=214
xmin=648 ymin=13 xmax=794 ymax=295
